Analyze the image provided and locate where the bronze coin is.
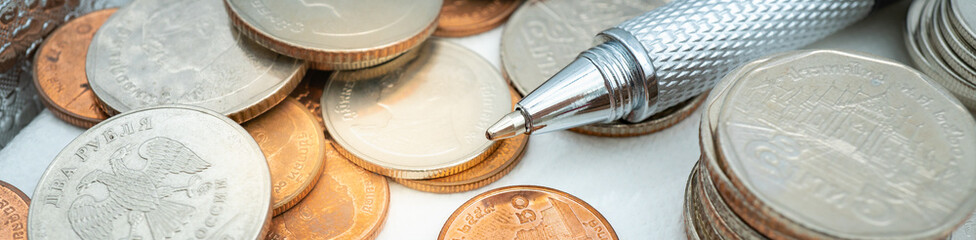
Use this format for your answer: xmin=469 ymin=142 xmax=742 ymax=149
xmin=0 ymin=180 xmax=29 ymax=240
xmin=32 ymin=8 xmax=115 ymax=128
xmin=395 ymin=134 xmax=527 ymax=193
xmin=434 ymin=0 xmax=522 ymax=37
xmin=268 ymin=140 xmax=391 ymax=240
xmin=243 ymin=97 xmax=327 ymax=216
xmin=439 ymin=185 xmax=616 ymax=240
xmin=289 ymin=70 xmax=329 ymax=129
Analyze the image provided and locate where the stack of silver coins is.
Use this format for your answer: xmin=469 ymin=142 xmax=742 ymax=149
xmin=686 ymin=50 xmax=976 ymax=239
xmin=905 ymin=0 xmax=976 ymax=110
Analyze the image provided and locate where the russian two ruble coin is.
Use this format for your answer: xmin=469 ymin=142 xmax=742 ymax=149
xmin=905 ymin=0 xmax=976 ymax=109
xmin=434 ymin=0 xmax=522 ymax=37
xmin=0 ymin=180 xmax=29 ymax=239
xmin=33 ymin=9 xmax=115 ymax=128
xmin=394 ymin=89 xmax=525 ymax=193
xmin=502 ymin=0 xmax=707 ymax=137
xmin=28 ymin=105 xmax=272 ymax=239
xmin=951 ymin=213 xmax=976 ymax=239
xmin=86 ymin=0 xmax=305 ymax=123
xmin=439 ymin=185 xmax=616 ymax=240
xmin=713 ymin=50 xmax=976 ymax=239
xmin=322 ymin=39 xmax=511 ymax=180
xmin=949 ymin=0 xmax=976 ymax=50
xmin=224 ymin=0 xmax=440 ymax=70
xmin=268 ymin=140 xmax=391 ymax=240
xmin=242 ymin=97 xmax=326 ymax=216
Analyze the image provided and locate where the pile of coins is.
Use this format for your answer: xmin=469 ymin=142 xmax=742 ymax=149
xmin=905 ymin=0 xmax=976 ymax=109
xmin=501 ymin=0 xmax=707 ymax=137
xmin=686 ymin=50 xmax=976 ymax=239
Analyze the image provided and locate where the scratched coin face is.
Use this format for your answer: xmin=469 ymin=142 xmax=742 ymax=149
xmin=501 ymin=0 xmax=668 ymax=96
xmin=439 ymin=185 xmax=617 ymax=240
xmin=322 ymin=39 xmax=511 ymax=179
xmin=243 ymin=97 xmax=326 ymax=216
xmin=28 ymin=105 xmax=272 ymax=240
xmin=87 ymin=0 xmax=305 ymax=123
xmin=0 ymin=180 xmax=29 ymax=240
xmin=224 ymin=0 xmax=440 ymax=70
xmin=33 ymin=8 xmax=115 ymax=128
xmin=267 ymin=141 xmax=390 ymax=240
xmin=715 ymin=50 xmax=976 ymax=239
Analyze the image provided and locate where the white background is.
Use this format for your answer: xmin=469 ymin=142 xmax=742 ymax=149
xmin=0 ymin=1 xmax=916 ymax=239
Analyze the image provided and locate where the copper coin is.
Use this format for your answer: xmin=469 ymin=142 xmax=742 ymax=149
xmin=243 ymin=97 xmax=327 ymax=216
xmin=394 ymin=134 xmax=527 ymax=193
xmin=0 ymin=180 xmax=29 ymax=240
xmin=32 ymin=8 xmax=115 ymax=128
xmin=434 ymin=0 xmax=522 ymax=37
xmin=268 ymin=140 xmax=391 ymax=240
xmin=289 ymin=70 xmax=329 ymax=129
xmin=439 ymin=185 xmax=616 ymax=239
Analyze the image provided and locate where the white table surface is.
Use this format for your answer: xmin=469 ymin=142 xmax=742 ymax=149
xmin=0 ymin=1 xmax=914 ymax=239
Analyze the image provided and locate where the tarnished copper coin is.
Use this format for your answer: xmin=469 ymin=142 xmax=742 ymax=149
xmin=395 ymin=134 xmax=527 ymax=193
xmin=243 ymin=97 xmax=326 ymax=216
xmin=439 ymin=185 xmax=616 ymax=239
xmin=0 ymin=180 xmax=29 ymax=240
xmin=268 ymin=141 xmax=391 ymax=240
xmin=32 ymin=8 xmax=115 ymax=128
xmin=434 ymin=0 xmax=522 ymax=37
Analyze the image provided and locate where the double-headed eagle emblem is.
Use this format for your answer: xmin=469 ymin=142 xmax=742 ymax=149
xmin=67 ymin=137 xmax=211 ymax=240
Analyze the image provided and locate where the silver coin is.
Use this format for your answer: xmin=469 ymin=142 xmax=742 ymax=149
xmin=322 ymin=39 xmax=512 ymax=179
xmin=715 ymin=50 xmax=976 ymax=239
xmin=28 ymin=105 xmax=272 ymax=240
xmin=501 ymin=0 xmax=668 ymax=96
xmin=949 ymin=0 xmax=976 ymax=49
xmin=905 ymin=0 xmax=976 ymax=109
xmin=929 ymin=0 xmax=976 ymax=87
xmin=224 ymin=0 xmax=441 ymax=70
xmin=940 ymin=0 xmax=976 ymax=70
xmin=86 ymin=0 xmax=305 ymax=123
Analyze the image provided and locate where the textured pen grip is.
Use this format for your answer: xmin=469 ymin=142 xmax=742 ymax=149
xmin=617 ymin=0 xmax=873 ymax=110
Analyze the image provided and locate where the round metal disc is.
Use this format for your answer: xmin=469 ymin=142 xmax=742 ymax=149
xmin=322 ymin=39 xmax=512 ymax=179
xmin=716 ymin=50 xmax=976 ymax=239
xmin=86 ymin=0 xmax=306 ymax=123
xmin=28 ymin=105 xmax=272 ymax=239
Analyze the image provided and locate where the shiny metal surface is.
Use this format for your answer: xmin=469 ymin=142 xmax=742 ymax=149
xmin=0 ymin=0 xmax=130 ymax=147
xmin=716 ymin=51 xmax=976 ymax=239
xmin=501 ymin=0 xmax=667 ymax=96
xmin=487 ymin=0 xmax=875 ymax=139
xmin=948 ymin=0 xmax=976 ymax=48
xmin=27 ymin=105 xmax=272 ymax=240
xmin=86 ymin=0 xmax=305 ymax=123
xmin=322 ymin=39 xmax=511 ymax=179
xmin=904 ymin=0 xmax=976 ymax=109
xmin=0 ymin=180 xmax=29 ymax=239
xmin=224 ymin=0 xmax=440 ymax=70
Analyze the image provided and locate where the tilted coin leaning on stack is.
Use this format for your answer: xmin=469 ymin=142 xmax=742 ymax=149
xmin=905 ymin=0 xmax=976 ymax=109
xmin=686 ymin=50 xmax=976 ymax=239
xmin=501 ymin=0 xmax=706 ymax=137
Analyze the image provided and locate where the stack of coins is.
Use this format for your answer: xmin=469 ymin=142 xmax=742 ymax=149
xmin=439 ymin=185 xmax=617 ymax=239
xmin=322 ymin=39 xmax=529 ymax=193
xmin=501 ymin=0 xmax=706 ymax=137
xmin=686 ymin=50 xmax=976 ymax=239
xmin=905 ymin=0 xmax=976 ymax=109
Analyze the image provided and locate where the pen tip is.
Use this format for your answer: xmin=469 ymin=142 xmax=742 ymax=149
xmin=486 ymin=111 xmax=527 ymax=140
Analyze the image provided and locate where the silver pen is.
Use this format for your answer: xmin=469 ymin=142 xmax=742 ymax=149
xmin=486 ymin=0 xmax=898 ymax=140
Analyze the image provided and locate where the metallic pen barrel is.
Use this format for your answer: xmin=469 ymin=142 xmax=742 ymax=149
xmin=487 ymin=0 xmax=878 ymax=140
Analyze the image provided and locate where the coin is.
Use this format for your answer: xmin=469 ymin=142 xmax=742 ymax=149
xmin=243 ymin=97 xmax=326 ymax=216
xmin=33 ymin=8 xmax=115 ymax=128
xmin=86 ymin=0 xmax=305 ymax=123
xmin=905 ymin=0 xmax=976 ymax=109
xmin=223 ymin=0 xmax=441 ymax=70
xmin=434 ymin=0 xmax=521 ymax=37
xmin=322 ymin=39 xmax=511 ymax=180
xmin=394 ymin=134 xmax=528 ymax=193
xmin=28 ymin=105 xmax=272 ymax=239
xmin=0 ymin=180 xmax=29 ymax=240
xmin=289 ymin=71 xmax=329 ymax=130
xmin=948 ymin=0 xmax=976 ymax=49
xmin=439 ymin=185 xmax=616 ymax=239
xmin=569 ymin=93 xmax=707 ymax=137
xmin=501 ymin=0 xmax=668 ymax=96
xmin=714 ymin=50 xmax=976 ymax=239
xmin=268 ymin=141 xmax=391 ymax=240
